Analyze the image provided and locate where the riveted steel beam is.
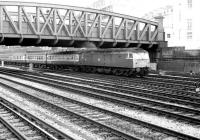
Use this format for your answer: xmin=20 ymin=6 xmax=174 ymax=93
xmin=102 ymin=16 xmax=113 ymax=37
xmin=139 ymin=23 xmax=150 ymax=40
xmin=127 ymin=21 xmax=138 ymax=39
xmin=3 ymin=6 xmax=19 ymax=34
xmin=0 ymin=1 xmax=158 ymax=25
xmin=21 ymin=7 xmax=37 ymax=34
xmin=0 ymin=1 xmax=164 ymax=47
xmin=40 ymin=8 xmax=54 ymax=35
xmin=115 ymin=18 xmax=126 ymax=39
xmin=88 ymin=14 xmax=99 ymax=36
xmin=72 ymin=11 xmax=86 ymax=36
xmin=57 ymin=10 xmax=71 ymax=36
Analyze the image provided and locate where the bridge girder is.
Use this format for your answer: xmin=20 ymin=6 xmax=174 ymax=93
xmin=0 ymin=1 xmax=165 ymax=48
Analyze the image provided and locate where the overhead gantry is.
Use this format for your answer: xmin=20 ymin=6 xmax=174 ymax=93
xmin=0 ymin=1 xmax=166 ymax=49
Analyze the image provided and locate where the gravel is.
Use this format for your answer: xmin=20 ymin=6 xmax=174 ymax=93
xmin=0 ymin=86 xmax=101 ymax=140
xmin=0 ymin=73 xmax=200 ymax=138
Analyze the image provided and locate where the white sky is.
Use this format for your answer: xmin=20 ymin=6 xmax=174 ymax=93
xmin=2 ymin=0 xmax=174 ymax=17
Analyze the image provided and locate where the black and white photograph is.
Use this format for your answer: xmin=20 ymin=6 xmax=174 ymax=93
xmin=0 ymin=0 xmax=199 ymax=139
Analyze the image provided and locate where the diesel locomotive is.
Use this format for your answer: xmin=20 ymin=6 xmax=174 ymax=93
xmin=0 ymin=47 xmax=150 ymax=77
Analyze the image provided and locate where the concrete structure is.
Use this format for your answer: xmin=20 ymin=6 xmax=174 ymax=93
xmin=143 ymin=0 xmax=200 ymax=50
xmin=0 ymin=1 xmax=165 ymax=49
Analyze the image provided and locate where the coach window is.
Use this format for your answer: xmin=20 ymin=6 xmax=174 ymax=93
xmin=129 ymin=53 xmax=133 ymax=58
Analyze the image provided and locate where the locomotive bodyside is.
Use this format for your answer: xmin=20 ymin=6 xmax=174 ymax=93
xmin=82 ymin=51 xmax=133 ymax=68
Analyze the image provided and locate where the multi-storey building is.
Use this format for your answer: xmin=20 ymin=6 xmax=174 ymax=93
xmin=90 ymin=0 xmax=200 ymax=49
xmin=143 ymin=0 xmax=200 ymax=49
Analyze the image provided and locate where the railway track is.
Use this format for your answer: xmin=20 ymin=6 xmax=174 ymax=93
xmin=65 ymin=71 xmax=195 ymax=92
xmin=15 ymin=72 xmax=200 ymax=125
xmin=0 ymin=72 xmax=180 ymax=140
xmin=25 ymin=66 xmax=195 ymax=92
xmin=2 ymin=66 xmax=197 ymax=91
xmin=0 ymin=99 xmax=62 ymax=140
xmin=0 ymin=68 xmax=199 ymax=108
xmin=13 ymin=67 xmax=199 ymax=102
xmin=0 ymin=67 xmax=198 ymax=139
xmin=147 ymin=73 xmax=199 ymax=82
xmin=45 ymin=69 xmax=198 ymax=96
xmin=0 ymin=76 xmax=174 ymax=139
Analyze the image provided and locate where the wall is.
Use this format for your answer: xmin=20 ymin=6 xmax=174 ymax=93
xmin=158 ymin=47 xmax=200 ymax=73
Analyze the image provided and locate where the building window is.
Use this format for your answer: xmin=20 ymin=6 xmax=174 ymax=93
xmin=187 ymin=19 xmax=192 ymax=30
xmin=187 ymin=32 xmax=192 ymax=39
xmin=167 ymin=34 xmax=171 ymax=38
xmin=188 ymin=0 xmax=192 ymax=8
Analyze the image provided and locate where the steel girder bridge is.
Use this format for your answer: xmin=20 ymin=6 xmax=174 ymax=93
xmin=0 ymin=1 xmax=166 ymax=49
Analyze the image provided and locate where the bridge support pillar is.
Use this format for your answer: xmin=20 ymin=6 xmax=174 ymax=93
xmin=1 ymin=61 xmax=4 ymax=67
xmin=29 ymin=63 xmax=33 ymax=71
xmin=154 ymin=16 xmax=165 ymax=41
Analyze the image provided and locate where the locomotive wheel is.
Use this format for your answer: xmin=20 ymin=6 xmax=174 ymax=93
xmin=139 ymin=69 xmax=145 ymax=77
xmin=91 ymin=67 xmax=97 ymax=73
xmin=130 ymin=70 xmax=136 ymax=77
xmin=80 ymin=66 xmax=86 ymax=72
xmin=86 ymin=67 xmax=93 ymax=73
xmin=112 ymin=69 xmax=117 ymax=75
xmin=123 ymin=69 xmax=129 ymax=76
xmin=104 ymin=68 xmax=111 ymax=74
xmin=114 ymin=69 xmax=123 ymax=76
xmin=73 ymin=67 xmax=80 ymax=72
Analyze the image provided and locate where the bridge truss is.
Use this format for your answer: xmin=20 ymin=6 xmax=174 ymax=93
xmin=0 ymin=1 xmax=165 ymax=48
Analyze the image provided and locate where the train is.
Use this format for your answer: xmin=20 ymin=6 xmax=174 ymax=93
xmin=0 ymin=47 xmax=150 ymax=77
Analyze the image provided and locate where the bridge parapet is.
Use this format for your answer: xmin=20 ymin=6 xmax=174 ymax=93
xmin=0 ymin=1 xmax=165 ymax=48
